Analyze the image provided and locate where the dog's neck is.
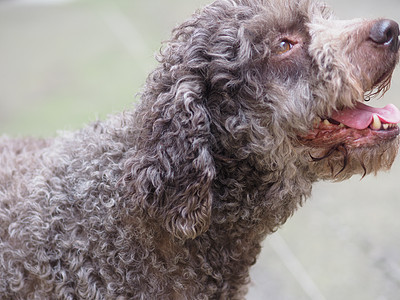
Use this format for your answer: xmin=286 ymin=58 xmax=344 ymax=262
xmin=210 ymin=152 xmax=313 ymax=235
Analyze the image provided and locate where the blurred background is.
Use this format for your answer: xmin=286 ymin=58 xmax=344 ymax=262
xmin=1 ymin=0 xmax=400 ymax=299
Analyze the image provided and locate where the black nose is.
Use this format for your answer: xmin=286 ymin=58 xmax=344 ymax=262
xmin=370 ymin=19 xmax=400 ymax=52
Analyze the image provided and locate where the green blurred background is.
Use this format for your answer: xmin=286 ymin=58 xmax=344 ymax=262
xmin=1 ymin=0 xmax=400 ymax=299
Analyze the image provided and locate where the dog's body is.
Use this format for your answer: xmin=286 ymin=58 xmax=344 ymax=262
xmin=1 ymin=0 xmax=399 ymax=299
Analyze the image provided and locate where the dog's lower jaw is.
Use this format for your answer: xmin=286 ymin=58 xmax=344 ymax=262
xmin=298 ymin=99 xmax=400 ymax=179
xmin=304 ymin=135 xmax=400 ymax=181
xmin=300 ymin=124 xmax=400 ymax=148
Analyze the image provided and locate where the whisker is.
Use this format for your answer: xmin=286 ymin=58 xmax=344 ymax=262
xmin=310 ymin=143 xmax=349 ymax=177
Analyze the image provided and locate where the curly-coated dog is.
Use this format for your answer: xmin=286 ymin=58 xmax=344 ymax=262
xmin=1 ymin=0 xmax=399 ymax=299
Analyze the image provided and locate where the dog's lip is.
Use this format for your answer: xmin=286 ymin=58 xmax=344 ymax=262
xmin=299 ymin=124 xmax=400 ymax=149
xmin=330 ymin=102 xmax=400 ymax=130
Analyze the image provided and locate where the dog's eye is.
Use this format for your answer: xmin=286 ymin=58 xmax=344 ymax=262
xmin=277 ymin=40 xmax=293 ymax=54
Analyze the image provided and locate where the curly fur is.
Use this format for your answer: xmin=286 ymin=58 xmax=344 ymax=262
xmin=0 ymin=0 xmax=399 ymax=299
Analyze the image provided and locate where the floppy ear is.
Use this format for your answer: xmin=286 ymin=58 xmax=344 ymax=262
xmin=123 ymin=76 xmax=215 ymax=240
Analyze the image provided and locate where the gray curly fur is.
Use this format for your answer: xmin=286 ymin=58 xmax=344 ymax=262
xmin=1 ymin=0 xmax=399 ymax=299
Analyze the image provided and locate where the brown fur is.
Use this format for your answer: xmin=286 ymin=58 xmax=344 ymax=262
xmin=0 ymin=0 xmax=399 ymax=299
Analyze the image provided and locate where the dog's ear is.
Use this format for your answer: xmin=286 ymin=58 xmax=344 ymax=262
xmin=122 ymin=76 xmax=215 ymax=240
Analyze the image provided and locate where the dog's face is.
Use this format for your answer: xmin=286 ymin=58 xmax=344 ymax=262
xmin=193 ymin=0 xmax=400 ymax=182
xmin=298 ymin=7 xmax=400 ymax=180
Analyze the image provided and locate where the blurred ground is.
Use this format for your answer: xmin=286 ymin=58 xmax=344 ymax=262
xmin=1 ymin=0 xmax=400 ymax=299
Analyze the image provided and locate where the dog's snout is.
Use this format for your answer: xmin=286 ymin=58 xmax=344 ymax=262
xmin=370 ymin=19 xmax=400 ymax=52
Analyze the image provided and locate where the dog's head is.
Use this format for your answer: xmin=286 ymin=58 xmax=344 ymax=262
xmin=127 ymin=0 xmax=400 ymax=239
xmin=175 ymin=0 xmax=400 ymax=181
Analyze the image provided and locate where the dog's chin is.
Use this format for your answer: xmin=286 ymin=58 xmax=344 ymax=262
xmin=306 ymin=136 xmax=400 ymax=180
xmin=299 ymin=119 xmax=400 ymax=180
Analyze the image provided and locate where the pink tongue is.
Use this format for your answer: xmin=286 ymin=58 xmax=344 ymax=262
xmin=331 ymin=102 xmax=400 ymax=129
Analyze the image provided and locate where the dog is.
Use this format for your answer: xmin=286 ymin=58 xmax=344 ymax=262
xmin=0 ymin=0 xmax=399 ymax=298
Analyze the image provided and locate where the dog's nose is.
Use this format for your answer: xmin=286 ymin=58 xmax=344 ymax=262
xmin=370 ymin=19 xmax=400 ymax=52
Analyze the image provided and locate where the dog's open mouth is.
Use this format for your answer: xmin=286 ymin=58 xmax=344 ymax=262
xmin=330 ymin=102 xmax=400 ymax=130
xmin=300 ymin=102 xmax=400 ymax=148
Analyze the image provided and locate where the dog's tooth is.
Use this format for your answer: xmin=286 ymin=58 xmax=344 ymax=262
xmin=339 ymin=123 xmax=345 ymax=128
xmin=313 ymin=117 xmax=322 ymax=127
xmin=323 ymin=119 xmax=331 ymax=126
xmin=383 ymin=124 xmax=389 ymax=130
xmin=370 ymin=114 xmax=381 ymax=130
